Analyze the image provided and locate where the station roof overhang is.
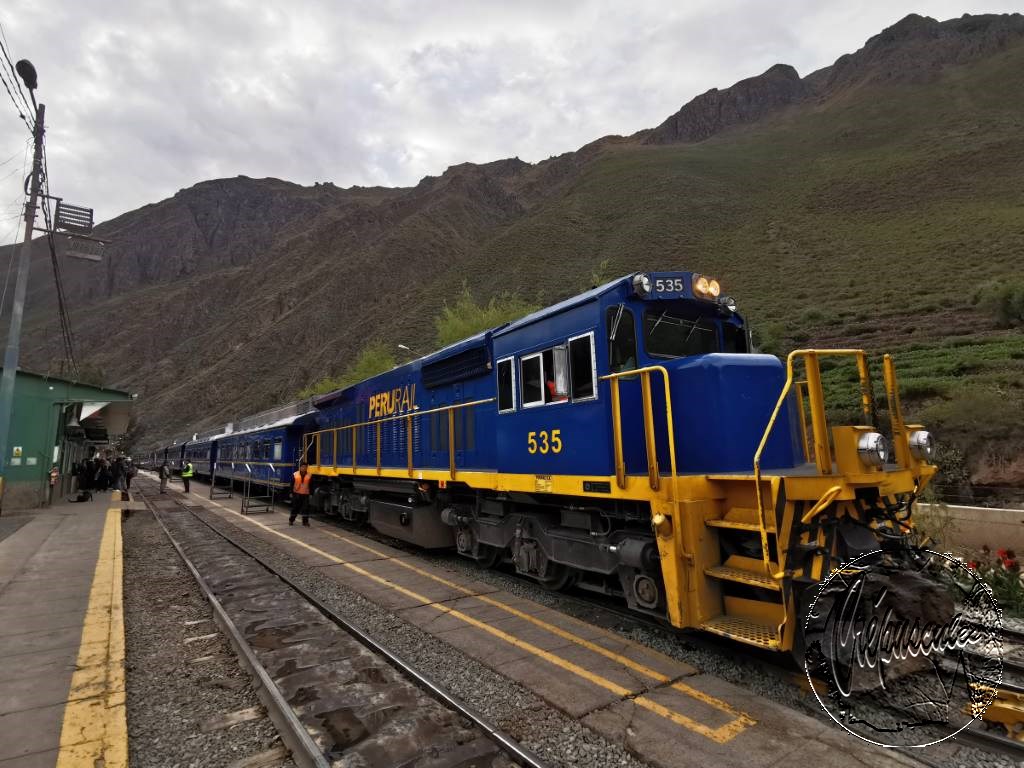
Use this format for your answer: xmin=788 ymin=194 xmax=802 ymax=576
xmin=76 ymin=400 xmax=135 ymax=442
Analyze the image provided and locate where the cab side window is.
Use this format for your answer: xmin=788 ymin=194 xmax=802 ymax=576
xmin=607 ymin=306 xmax=637 ymax=373
xmin=521 ymin=353 xmax=544 ymax=407
xmin=569 ymin=333 xmax=596 ymax=401
xmin=497 ymin=358 xmax=515 ymax=413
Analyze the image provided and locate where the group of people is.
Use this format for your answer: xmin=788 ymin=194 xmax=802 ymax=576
xmin=157 ymin=459 xmax=193 ymax=494
xmin=72 ymin=455 xmax=137 ymax=492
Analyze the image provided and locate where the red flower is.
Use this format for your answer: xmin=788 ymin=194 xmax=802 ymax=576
xmin=998 ymin=548 xmax=1009 ymax=559
xmin=1003 ymin=558 xmax=1019 ymax=571
xmin=968 ymin=560 xmax=979 ymax=569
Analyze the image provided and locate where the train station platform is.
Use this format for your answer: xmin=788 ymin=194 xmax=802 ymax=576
xmin=161 ymin=476 xmax=926 ymax=768
xmin=0 ymin=492 xmax=128 ymax=768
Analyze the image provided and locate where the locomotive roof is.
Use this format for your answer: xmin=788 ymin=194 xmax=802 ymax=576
xmin=492 ymin=273 xmax=631 ymax=339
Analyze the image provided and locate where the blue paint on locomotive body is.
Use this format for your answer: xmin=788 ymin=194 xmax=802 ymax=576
xmin=312 ymin=272 xmax=801 ymax=479
xmin=215 ymin=415 xmax=315 ymax=488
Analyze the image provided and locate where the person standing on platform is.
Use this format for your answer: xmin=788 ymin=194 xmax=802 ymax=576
xmin=159 ymin=461 xmax=170 ymax=494
xmin=125 ymin=459 xmax=137 ymax=490
xmin=112 ymin=458 xmax=126 ymax=492
xmin=181 ymin=459 xmax=194 ymax=493
xmin=289 ymin=461 xmax=312 ymax=526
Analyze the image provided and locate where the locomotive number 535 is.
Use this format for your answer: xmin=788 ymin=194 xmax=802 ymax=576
xmin=527 ymin=430 xmax=563 ymax=454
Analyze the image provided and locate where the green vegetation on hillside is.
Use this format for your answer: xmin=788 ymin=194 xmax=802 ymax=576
xmin=435 ymin=287 xmax=539 ymax=347
xmin=298 ymin=342 xmax=396 ymax=398
xmin=974 ymin=278 xmax=1024 ymax=328
xmin=297 ymin=287 xmax=538 ymax=399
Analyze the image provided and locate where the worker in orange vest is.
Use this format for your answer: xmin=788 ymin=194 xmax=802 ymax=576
xmin=289 ymin=461 xmax=312 ymax=526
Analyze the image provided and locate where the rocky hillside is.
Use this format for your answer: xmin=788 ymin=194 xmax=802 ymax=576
xmin=9 ymin=12 xmax=1024 ymax=499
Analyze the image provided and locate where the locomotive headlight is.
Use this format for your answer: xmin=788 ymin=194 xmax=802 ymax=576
xmin=857 ymin=432 xmax=889 ymax=467
xmin=909 ymin=430 xmax=935 ymax=461
xmin=694 ymin=275 xmax=710 ymax=295
xmin=708 ymin=279 xmax=721 ymax=297
xmin=632 ymin=273 xmax=652 ymax=296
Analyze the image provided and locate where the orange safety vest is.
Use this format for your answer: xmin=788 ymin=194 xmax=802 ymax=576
xmin=292 ymin=470 xmax=311 ymax=495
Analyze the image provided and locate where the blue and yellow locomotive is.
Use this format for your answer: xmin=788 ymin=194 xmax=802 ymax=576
xmin=303 ymin=272 xmax=937 ymax=651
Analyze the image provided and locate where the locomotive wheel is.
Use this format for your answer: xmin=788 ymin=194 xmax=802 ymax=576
xmin=475 ymin=544 xmax=503 ymax=569
xmin=537 ymin=564 xmax=577 ymax=592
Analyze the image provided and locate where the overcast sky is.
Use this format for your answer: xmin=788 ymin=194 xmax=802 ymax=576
xmin=0 ymin=0 xmax=1018 ymax=230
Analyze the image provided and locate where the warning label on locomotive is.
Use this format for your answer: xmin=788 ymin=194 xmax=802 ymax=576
xmin=535 ymin=475 xmax=553 ymax=493
xmin=801 ymin=548 xmax=1002 ymax=748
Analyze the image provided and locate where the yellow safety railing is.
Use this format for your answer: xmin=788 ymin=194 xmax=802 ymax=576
xmin=303 ymin=397 xmax=495 ymax=480
xmin=752 ymin=349 xmax=876 ymax=575
xmin=882 ymin=354 xmax=907 ymax=465
xmin=599 ymin=366 xmax=679 ymax=501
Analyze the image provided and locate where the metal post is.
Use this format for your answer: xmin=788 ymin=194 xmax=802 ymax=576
xmin=0 ymin=104 xmax=45 ymax=505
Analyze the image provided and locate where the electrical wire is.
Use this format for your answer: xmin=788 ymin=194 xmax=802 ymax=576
xmin=40 ymin=136 xmax=79 ymax=378
xmin=0 ymin=21 xmax=31 ymax=119
xmin=0 ymin=67 xmax=30 ymax=132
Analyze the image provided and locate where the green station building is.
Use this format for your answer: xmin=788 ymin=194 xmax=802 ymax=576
xmin=0 ymin=369 xmax=136 ymax=510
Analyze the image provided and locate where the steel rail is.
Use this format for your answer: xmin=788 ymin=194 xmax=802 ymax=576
xmin=148 ymin=501 xmax=331 ymax=768
xmin=154 ymin=488 xmax=550 ymax=768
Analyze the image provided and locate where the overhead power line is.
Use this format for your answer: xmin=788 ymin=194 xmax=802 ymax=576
xmin=40 ymin=138 xmax=78 ymax=378
xmin=0 ymin=22 xmax=31 ymax=118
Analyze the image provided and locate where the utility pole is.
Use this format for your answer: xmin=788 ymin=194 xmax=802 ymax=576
xmin=0 ymin=101 xmax=44 ymax=500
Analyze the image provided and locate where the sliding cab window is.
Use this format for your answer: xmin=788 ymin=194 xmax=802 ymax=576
xmin=644 ymin=310 xmax=718 ymax=358
xmin=497 ymin=357 xmax=516 ymax=413
xmin=607 ymin=306 xmax=637 ymax=373
xmin=520 ymin=353 xmax=545 ymax=407
xmin=520 ymin=347 xmax=570 ymax=407
xmin=569 ymin=332 xmax=597 ymax=401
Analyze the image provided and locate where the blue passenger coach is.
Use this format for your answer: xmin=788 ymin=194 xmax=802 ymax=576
xmin=214 ymin=405 xmax=317 ymax=490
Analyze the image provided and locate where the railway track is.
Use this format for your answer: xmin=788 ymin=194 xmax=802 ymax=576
xmin=142 ymin=487 xmax=547 ymax=768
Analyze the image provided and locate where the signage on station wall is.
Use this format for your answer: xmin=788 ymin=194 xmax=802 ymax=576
xmin=12 ymin=446 xmax=21 ymax=458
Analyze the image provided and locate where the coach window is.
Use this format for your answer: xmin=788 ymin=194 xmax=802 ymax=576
xmin=521 ymin=353 xmax=544 ymax=407
xmin=273 ymin=439 xmax=283 ymax=461
xmin=569 ymin=332 xmax=597 ymax=401
xmin=607 ymin=305 xmax=637 ymax=373
xmin=497 ymin=357 xmax=516 ymax=413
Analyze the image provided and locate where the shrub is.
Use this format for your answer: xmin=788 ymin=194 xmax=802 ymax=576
xmin=298 ymin=341 xmax=396 ymax=398
xmin=751 ymin=320 xmax=786 ymax=355
xmin=435 ymin=287 xmax=539 ymax=348
xmin=973 ymin=278 xmax=1024 ymax=327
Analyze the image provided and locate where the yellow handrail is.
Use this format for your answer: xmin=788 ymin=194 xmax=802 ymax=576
xmin=599 ymin=366 xmax=678 ymax=501
xmin=306 ymin=397 xmax=496 ymax=479
xmin=752 ymin=349 xmax=869 ymax=575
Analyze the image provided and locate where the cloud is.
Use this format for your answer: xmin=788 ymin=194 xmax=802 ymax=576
xmin=0 ymin=0 xmax=1019 ymax=223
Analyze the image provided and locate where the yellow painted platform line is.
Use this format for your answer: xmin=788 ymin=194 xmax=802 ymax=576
xmin=193 ymin=490 xmax=754 ymax=743
xmin=55 ymin=508 xmax=127 ymax=767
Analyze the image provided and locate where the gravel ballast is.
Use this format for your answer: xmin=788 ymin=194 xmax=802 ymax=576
xmin=123 ymin=506 xmax=294 ymax=768
xmin=194 ymin=507 xmax=652 ymax=768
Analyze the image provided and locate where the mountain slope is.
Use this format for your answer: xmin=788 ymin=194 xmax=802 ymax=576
xmin=10 ymin=12 xmax=1024 ymax=497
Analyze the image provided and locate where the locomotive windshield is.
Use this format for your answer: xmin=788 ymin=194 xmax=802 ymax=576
xmin=643 ymin=311 xmax=719 ymax=358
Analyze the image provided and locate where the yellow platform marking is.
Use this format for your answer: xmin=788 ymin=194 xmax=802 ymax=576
xmin=55 ymin=507 xmax=127 ymax=768
xmin=188 ymin=488 xmax=754 ymax=743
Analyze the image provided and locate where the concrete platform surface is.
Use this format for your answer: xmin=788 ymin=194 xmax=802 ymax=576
xmin=0 ymin=492 xmax=126 ymax=768
xmin=158 ymin=476 xmax=929 ymax=768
